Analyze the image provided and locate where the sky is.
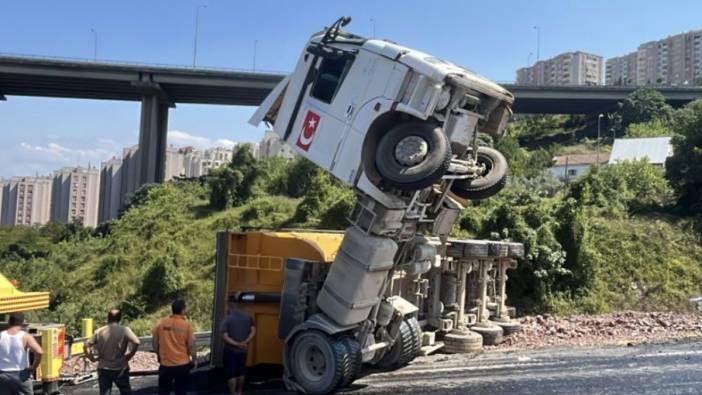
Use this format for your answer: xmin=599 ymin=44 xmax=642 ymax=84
xmin=1 ymin=0 xmax=701 ymax=178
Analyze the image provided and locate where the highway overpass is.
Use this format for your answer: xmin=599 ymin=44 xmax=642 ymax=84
xmin=2 ymin=55 xmax=702 ymax=187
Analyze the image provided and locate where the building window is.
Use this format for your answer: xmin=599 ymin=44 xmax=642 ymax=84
xmin=567 ymin=169 xmax=577 ymax=177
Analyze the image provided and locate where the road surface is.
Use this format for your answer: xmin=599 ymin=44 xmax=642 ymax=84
xmin=62 ymin=339 xmax=702 ymax=394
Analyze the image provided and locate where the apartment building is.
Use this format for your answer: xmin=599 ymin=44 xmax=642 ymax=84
xmin=183 ymin=146 xmax=235 ymax=177
xmin=606 ymin=29 xmax=702 ymax=86
xmin=51 ymin=167 xmax=100 ymax=227
xmin=516 ymin=51 xmax=603 ymax=86
xmin=258 ymin=130 xmax=296 ymax=159
xmin=0 ymin=176 xmax=53 ymax=226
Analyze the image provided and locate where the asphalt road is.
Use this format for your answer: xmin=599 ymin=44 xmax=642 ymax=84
xmin=62 ymin=340 xmax=702 ymax=395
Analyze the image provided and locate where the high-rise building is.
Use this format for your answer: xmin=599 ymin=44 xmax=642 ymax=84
xmin=50 ymin=167 xmax=101 ymax=227
xmin=0 ymin=176 xmax=53 ymax=226
xmin=97 ymin=145 xmax=139 ymax=224
xmin=183 ymin=146 xmax=234 ymax=177
xmin=0 ymin=180 xmax=5 ymax=224
xmin=606 ymin=29 xmax=702 ymax=86
xmin=120 ymin=145 xmax=139 ymax=199
xmin=605 ymin=52 xmax=638 ymax=86
xmin=98 ymin=157 xmax=124 ymax=224
xmin=165 ymin=146 xmax=187 ymax=181
xmin=258 ymin=130 xmax=296 ymax=159
xmin=516 ymin=51 xmax=603 ymax=86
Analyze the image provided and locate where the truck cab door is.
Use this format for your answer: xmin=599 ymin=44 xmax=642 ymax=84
xmin=294 ymin=52 xmax=355 ymax=170
xmin=249 ymin=75 xmax=290 ymax=127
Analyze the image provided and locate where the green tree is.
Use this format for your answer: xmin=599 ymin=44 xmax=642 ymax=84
xmin=207 ymin=144 xmax=259 ymax=209
xmin=618 ymin=88 xmax=673 ymax=128
xmin=624 ymin=119 xmax=672 ymax=138
xmin=665 ymin=99 xmax=702 ymax=212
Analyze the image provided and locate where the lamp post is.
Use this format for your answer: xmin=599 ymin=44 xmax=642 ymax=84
xmin=90 ymin=28 xmax=98 ymax=61
xmin=597 ymin=113 xmax=604 ymax=166
xmin=533 ymin=26 xmax=540 ymax=62
xmin=192 ymin=5 xmax=207 ymax=68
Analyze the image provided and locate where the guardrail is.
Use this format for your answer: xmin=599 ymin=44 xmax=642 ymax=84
xmin=69 ymin=331 xmax=212 ymax=359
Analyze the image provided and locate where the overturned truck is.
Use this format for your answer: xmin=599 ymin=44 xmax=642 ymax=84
xmin=214 ymin=16 xmax=521 ymax=394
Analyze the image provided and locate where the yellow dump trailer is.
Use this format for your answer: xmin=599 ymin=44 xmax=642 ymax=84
xmin=211 ymin=230 xmax=343 ymax=368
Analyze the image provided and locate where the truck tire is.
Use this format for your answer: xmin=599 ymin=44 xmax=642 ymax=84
xmin=339 ymin=337 xmax=362 ymax=389
xmin=375 ymin=122 xmax=451 ymax=190
xmin=493 ymin=320 xmax=522 ymax=336
xmin=376 ymin=317 xmax=421 ymax=369
xmin=451 ymin=146 xmax=507 ymax=200
xmin=288 ymin=331 xmax=347 ymax=395
xmin=471 ymin=324 xmax=504 ymax=346
xmin=443 ymin=330 xmax=483 ymax=354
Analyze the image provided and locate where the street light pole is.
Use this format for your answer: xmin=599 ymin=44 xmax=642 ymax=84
xmin=90 ymin=28 xmax=98 ymax=61
xmin=370 ymin=18 xmax=376 ymax=38
xmin=533 ymin=26 xmax=540 ymax=62
xmin=192 ymin=5 xmax=207 ymax=68
xmin=597 ymin=113 xmax=604 ymax=166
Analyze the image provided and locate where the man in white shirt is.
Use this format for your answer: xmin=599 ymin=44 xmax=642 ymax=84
xmin=0 ymin=312 xmax=43 ymax=395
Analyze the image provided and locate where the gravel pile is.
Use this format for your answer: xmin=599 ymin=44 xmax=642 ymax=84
xmin=497 ymin=311 xmax=702 ymax=349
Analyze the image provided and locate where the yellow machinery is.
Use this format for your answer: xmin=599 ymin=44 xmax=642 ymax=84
xmin=1 ymin=272 xmax=64 ymax=393
xmin=211 ymin=230 xmax=343 ymax=367
xmin=0 ymin=273 xmax=49 ymax=313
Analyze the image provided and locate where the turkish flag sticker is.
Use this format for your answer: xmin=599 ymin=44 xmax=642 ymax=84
xmin=296 ymin=110 xmax=320 ymax=151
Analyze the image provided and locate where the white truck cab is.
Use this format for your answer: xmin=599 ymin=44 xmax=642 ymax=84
xmin=251 ymin=17 xmax=514 ymax=205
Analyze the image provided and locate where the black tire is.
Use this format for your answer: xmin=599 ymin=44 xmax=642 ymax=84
xmin=375 ymin=122 xmax=451 ymax=190
xmin=376 ymin=317 xmax=421 ymax=369
xmin=287 ymin=331 xmax=347 ymax=395
xmin=492 ymin=320 xmax=522 ymax=336
xmin=338 ymin=337 xmax=362 ymax=389
xmin=443 ymin=330 xmax=483 ymax=354
xmin=452 ymin=146 xmax=508 ymax=200
xmin=471 ymin=325 xmax=504 ymax=346
xmin=406 ymin=317 xmax=423 ymax=357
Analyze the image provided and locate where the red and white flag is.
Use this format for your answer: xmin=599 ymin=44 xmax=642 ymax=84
xmin=296 ymin=110 xmax=320 ymax=151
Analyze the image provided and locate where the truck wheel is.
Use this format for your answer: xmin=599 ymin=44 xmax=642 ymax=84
xmin=451 ymin=146 xmax=507 ymax=200
xmin=443 ymin=330 xmax=483 ymax=354
xmin=376 ymin=317 xmax=421 ymax=369
xmin=288 ymin=331 xmax=347 ymax=395
xmin=339 ymin=337 xmax=362 ymax=389
xmin=471 ymin=324 xmax=504 ymax=346
xmin=375 ymin=122 xmax=451 ymax=190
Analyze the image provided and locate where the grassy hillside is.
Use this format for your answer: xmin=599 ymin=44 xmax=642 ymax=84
xmin=2 ymin=92 xmax=701 ymax=335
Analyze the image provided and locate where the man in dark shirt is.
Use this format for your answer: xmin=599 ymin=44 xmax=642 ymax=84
xmin=220 ymin=304 xmax=256 ymax=395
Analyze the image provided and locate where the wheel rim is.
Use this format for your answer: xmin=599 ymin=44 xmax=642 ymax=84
xmin=298 ymin=343 xmax=327 ymax=382
xmin=394 ymin=136 xmax=429 ymax=166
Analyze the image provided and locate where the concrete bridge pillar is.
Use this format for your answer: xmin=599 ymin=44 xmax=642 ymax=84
xmin=136 ymin=94 xmax=169 ymax=187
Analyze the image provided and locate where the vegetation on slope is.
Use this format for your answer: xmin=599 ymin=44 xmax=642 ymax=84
xmin=0 ymin=90 xmax=701 ymax=336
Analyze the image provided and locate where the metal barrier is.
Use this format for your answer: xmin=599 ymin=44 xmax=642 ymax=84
xmin=69 ymin=331 xmax=212 ymax=358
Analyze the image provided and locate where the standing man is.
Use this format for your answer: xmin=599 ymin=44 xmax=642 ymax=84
xmin=0 ymin=312 xmax=43 ymax=395
xmin=152 ymin=299 xmax=196 ymax=395
xmin=85 ymin=309 xmax=140 ymax=395
xmin=220 ymin=302 xmax=256 ymax=395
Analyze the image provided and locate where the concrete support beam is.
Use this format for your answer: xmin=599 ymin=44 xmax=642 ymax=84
xmin=136 ymin=95 xmax=169 ymax=187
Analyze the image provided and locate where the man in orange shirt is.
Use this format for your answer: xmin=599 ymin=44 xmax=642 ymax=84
xmin=152 ymin=299 xmax=196 ymax=395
